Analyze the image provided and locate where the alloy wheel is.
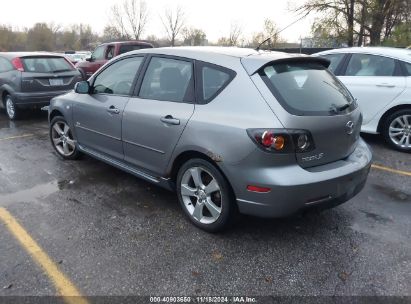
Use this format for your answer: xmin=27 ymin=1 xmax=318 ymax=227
xmin=389 ymin=114 xmax=411 ymax=149
xmin=51 ymin=121 xmax=76 ymax=156
xmin=180 ymin=166 xmax=223 ymax=224
xmin=6 ymin=97 xmax=15 ymax=119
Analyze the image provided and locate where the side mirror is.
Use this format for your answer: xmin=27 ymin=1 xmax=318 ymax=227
xmin=74 ymin=81 xmax=90 ymax=94
xmin=86 ymin=57 xmax=93 ymax=62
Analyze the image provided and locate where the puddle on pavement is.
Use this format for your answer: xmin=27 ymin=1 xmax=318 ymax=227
xmin=372 ymin=184 xmax=410 ymax=202
xmin=0 ymin=181 xmax=59 ymax=204
xmin=359 ymin=209 xmax=392 ymax=224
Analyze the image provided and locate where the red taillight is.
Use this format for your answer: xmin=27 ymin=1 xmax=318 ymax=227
xmin=247 ymin=128 xmax=315 ymax=153
xmin=11 ymin=57 xmax=24 ymax=72
xmin=247 ymin=185 xmax=271 ymax=193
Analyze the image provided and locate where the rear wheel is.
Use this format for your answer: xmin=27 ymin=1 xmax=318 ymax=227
xmin=176 ymin=158 xmax=236 ymax=232
xmin=4 ymin=95 xmax=20 ymax=120
xmin=382 ymin=109 xmax=411 ymax=153
xmin=50 ymin=116 xmax=80 ymax=160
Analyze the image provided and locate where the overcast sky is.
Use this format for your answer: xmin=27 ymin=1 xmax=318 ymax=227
xmin=1 ymin=0 xmax=315 ymax=43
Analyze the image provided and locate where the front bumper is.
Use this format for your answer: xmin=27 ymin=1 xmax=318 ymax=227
xmin=229 ymin=138 xmax=372 ymax=218
xmin=13 ymin=90 xmax=71 ymax=108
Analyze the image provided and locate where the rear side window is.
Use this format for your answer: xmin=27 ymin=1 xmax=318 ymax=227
xmin=320 ymin=53 xmax=345 ymax=73
xmin=0 ymin=57 xmax=13 ymax=72
xmin=139 ymin=57 xmax=194 ymax=103
xmin=22 ymin=57 xmax=74 ymax=73
xmin=119 ymin=45 xmax=152 ymax=55
xmin=345 ymin=54 xmax=395 ymax=76
xmin=260 ymin=61 xmax=355 ymax=116
xmin=403 ymin=61 xmax=411 ymax=76
xmin=196 ymin=62 xmax=236 ymax=104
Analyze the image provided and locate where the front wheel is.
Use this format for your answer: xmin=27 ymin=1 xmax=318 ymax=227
xmin=176 ymin=158 xmax=236 ymax=232
xmin=382 ymin=109 xmax=411 ymax=152
xmin=50 ymin=116 xmax=80 ymax=160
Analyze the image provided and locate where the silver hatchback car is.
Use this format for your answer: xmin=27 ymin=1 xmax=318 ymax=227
xmin=48 ymin=47 xmax=372 ymax=232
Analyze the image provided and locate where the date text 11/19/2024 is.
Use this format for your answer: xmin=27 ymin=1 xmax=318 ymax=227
xmin=149 ymin=296 xmax=257 ymax=303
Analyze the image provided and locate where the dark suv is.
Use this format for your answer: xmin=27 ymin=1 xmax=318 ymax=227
xmin=0 ymin=52 xmax=82 ymax=120
xmin=76 ymin=41 xmax=153 ymax=80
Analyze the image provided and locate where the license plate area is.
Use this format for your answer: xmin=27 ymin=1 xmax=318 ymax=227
xmin=49 ymin=78 xmax=64 ymax=86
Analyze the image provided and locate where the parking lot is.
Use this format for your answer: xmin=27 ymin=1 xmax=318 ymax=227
xmin=0 ymin=109 xmax=410 ymax=298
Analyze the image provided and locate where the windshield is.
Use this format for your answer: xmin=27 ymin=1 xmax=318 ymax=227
xmin=22 ymin=57 xmax=74 ymax=73
xmin=260 ymin=61 xmax=356 ymax=116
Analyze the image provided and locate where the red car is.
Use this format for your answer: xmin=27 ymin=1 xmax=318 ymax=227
xmin=76 ymin=41 xmax=153 ymax=80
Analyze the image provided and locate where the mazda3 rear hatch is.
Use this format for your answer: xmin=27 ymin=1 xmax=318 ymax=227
xmin=245 ymin=56 xmax=362 ymax=168
xmin=19 ymin=56 xmax=81 ymax=92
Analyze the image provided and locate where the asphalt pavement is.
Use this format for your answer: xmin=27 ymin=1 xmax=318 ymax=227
xmin=0 ymin=109 xmax=410 ymax=299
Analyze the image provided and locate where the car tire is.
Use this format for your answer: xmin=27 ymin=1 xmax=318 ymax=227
xmin=382 ymin=109 xmax=411 ymax=153
xmin=176 ymin=158 xmax=236 ymax=232
xmin=4 ymin=95 xmax=20 ymax=121
xmin=50 ymin=116 xmax=81 ymax=160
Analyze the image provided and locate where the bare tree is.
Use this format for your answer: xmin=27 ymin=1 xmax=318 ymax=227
xmin=229 ymin=22 xmax=242 ymax=46
xmin=110 ymin=4 xmax=129 ymax=39
xmin=161 ymin=6 xmax=185 ymax=46
xmin=123 ymin=0 xmax=148 ymax=40
xmin=109 ymin=0 xmax=148 ymax=40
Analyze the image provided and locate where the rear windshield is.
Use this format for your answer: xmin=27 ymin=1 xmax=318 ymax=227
xmin=119 ymin=45 xmax=152 ymax=55
xmin=260 ymin=61 xmax=356 ymax=116
xmin=22 ymin=57 xmax=74 ymax=73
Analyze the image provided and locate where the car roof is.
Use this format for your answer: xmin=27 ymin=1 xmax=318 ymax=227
xmin=0 ymin=52 xmax=67 ymax=59
xmin=100 ymin=41 xmax=153 ymax=47
xmin=124 ymin=46 xmax=325 ymax=75
xmin=314 ymin=47 xmax=411 ymax=62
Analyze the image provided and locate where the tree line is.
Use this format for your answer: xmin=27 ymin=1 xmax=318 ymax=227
xmin=296 ymin=0 xmax=410 ymax=47
xmin=0 ymin=0 xmax=409 ymax=52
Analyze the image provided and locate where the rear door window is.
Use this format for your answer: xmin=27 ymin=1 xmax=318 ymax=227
xmin=345 ymin=54 xmax=395 ymax=76
xmin=139 ymin=57 xmax=194 ymax=103
xmin=320 ymin=53 xmax=345 ymax=73
xmin=22 ymin=57 xmax=74 ymax=73
xmin=260 ymin=61 xmax=355 ymax=116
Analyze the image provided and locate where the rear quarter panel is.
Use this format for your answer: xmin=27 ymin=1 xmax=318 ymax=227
xmin=167 ymin=57 xmax=284 ymax=175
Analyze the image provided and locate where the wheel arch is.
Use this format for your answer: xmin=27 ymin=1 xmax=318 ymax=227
xmin=169 ymin=150 xmax=237 ymax=201
xmin=49 ymin=109 xmax=64 ymax=122
xmin=377 ymin=104 xmax=411 ymax=133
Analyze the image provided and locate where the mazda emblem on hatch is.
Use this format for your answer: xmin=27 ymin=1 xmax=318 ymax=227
xmin=346 ymin=121 xmax=354 ymax=135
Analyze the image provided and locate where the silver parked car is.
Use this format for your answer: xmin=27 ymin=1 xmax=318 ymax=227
xmin=48 ymin=47 xmax=372 ymax=232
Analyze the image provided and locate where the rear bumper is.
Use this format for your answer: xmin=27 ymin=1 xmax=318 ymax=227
xmin=228 ymin=138 xmax=372 ymax=218
xmin=13 ymin=90 xmax=71 ymax=107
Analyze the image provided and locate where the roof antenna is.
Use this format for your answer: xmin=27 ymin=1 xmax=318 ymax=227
xmin=256 ymin=37 xmax=271 ymax=52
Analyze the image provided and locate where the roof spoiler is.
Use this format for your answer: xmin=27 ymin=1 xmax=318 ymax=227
xmin=241 ymin=55 xmax=331 ymax=75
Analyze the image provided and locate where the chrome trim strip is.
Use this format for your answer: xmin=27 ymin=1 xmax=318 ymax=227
xmin=123 ymin=139 xmax=165 ymax=154
xmin=76 ymin=125 xmax=121 ymax=141
xmin=78 ymin=145 xmax=160 ymax=184
xmin=236 ymin=198 xmax=269 ymax=206
xmin=305 ymin=195 xmax=332 ymax=206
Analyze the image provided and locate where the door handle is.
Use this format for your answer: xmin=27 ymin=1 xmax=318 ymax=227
xmin=376 ymin=83 xmax=395 ymax=88
xmin=107 ymin=105 xmax=120 ymax=115
xmin=160 ymin=115 xmax=180 ymax=125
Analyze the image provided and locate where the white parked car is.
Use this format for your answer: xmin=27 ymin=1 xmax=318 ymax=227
xmin=314 ymin=47 xmax=411 ymax=152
